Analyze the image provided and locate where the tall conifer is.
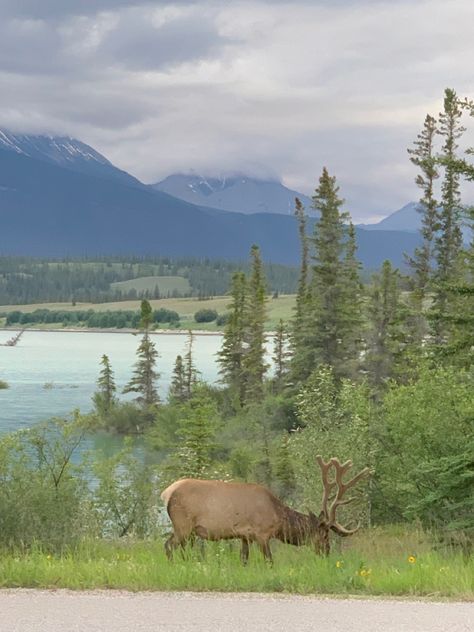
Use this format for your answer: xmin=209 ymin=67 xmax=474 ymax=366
xmin=242 ymin=244 xmax=268 ymax=402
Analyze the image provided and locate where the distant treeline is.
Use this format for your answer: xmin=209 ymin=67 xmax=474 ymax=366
xmin=0 ymin=256 xmax=300 ymax=305
xmin=3 ymin=308 xmax=180 ymax=329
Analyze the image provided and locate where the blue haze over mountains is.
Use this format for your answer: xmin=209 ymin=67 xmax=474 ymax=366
xmin=0 ymin=131 xmax=422 ymax=268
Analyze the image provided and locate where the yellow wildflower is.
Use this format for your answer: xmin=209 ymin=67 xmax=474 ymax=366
xmin=336 ymin=560 xmax=343 ymax=568
xmin=408 ymin=555 xmax=416 ymax=564
xmin=46 ymin=554 xmax=52 ymax=560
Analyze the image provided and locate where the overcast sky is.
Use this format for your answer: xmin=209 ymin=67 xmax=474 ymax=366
xmin=0 ymin=0 xmax=473 ymax=222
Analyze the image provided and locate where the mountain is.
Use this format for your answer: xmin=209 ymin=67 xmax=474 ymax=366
xmin=360 ymin=201 xmax=471 ymax=242
xmin=359 ymin=203 xmax=419 ymax=232
xmin=0 ymin=130 xmax=142 ymax=188
xmin=152 ymin=173 xmax=313 ymax=215
xmin=0 ymin=139 xmax=421 ymax=268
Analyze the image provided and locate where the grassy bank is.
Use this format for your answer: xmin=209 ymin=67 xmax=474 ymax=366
xmin=1 ymin=528 xmax=472 ymax=599
xmin=0 ymin=295 xmax=296 ymax=331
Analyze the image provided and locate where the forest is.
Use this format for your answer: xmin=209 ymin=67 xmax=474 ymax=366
xmin=0 ymin=256 xmax=299 ymax=304
xmin=0 ymin=89 xmax=472 ymax=596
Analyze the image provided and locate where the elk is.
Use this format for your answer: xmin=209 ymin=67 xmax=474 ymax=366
xmin=160 ymin=456 xmax=369 ymax=563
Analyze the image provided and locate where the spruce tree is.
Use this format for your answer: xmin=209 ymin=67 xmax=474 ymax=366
xmin=173 ymin=386 xmax=220 ymax=479
xmin=93 ymin=354 xmax=117 ymax=417
xmin=340 ymin=222 xmax=364 ymax=375
xmin=365 ymin=261 xmax=406 ymax=393
xmin=183 ymin=329 xmax=198 ymax=398
xmin=272 ymin=319 xmax=290 ymax=390
xmin=218 ymin=271 xmax=247 ymax=402
xmin=307 ymin=168 xmax=362 ymax=380
xmin=169 ymin=354 xmax=186 ymax=403
xmin=290 ymin=197 xmax=313 ymax=383
xmin=123 ymin=299 xmax=160 ymax=408
xmin=275 ymin=435 xmax=297 ymax=502
xmin=242 ymin=244 xmax=268 ymax=402
xmin=433 ymin=89 xmax=465 ymax=337
xmin=407 ymin=114 xmax=440 ymax=344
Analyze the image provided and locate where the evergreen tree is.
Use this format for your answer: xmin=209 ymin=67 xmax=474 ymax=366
xmin=433 ymin=89 xmax=465 ymax=337
xmin=275 ymin=434 xmax=297 ymax=502
xmin=242 ymin=245 xmax=268 ymax=402
xmin=218 ymin=271 xmax=247 ymax=402
xmin=365 ymin=261 xmax=406 ymax=393
xmin=291 ymin=197 xmax=312 ymax=382
xmin=92 ymin=354 xmax=117 ymax=417
xmin=304 ymin=168 xmax=362 ymax=380
xmin=340 ymin=222 xmax=364 ymax=375
xmin=123 ymin=301 xmax=160 ymax=409
xmin=407 ymin=114 xmax=440 ymax=342
xmin=169 ymin=354 xmax=186 ymax=403
xmin=272 ymin=319 xmax=290 ymax=390
xmin=172 ymin=386 xmax=220 ymax=479
xmin=183 ymin=329 xmax=199 ymax=397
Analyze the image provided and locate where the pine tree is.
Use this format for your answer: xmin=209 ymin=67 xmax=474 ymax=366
xmin=172 ymin=386 xmax=220 ymax=479
xmin=123 ymin=333 xmax=160 ymax=408
xmin=92 ymin=354 xmax=117 ymax=417
xmin=433 ymin=89 xmax=465 ymax=338
xmin=407 ymin=114 xmax=440 ymax=344
xmin=290 ymin=197 xmax=313 ymax=382
xmin=169 ymin=354 xmax=186 ymax=403
xmin=123 ymin=300 xmax=160 ymax=408
xmin=365 ymin=261 xmax=406 ymax=393
xmin=242 ymin=244 xmax=268 ymax=402
xmin=272 ymin=319 xmax=290 ymax=390
xmin=340 ymin=222 xmax=364 ymax=375
xmin=275 ymin=435 xmax=297 ymax=502
xmin=218 ymin=271 xmax=247 ymax=402
xmin=183 ymin=329 xmax=198 ymax=398
xmin=307 ymin=168 xmax=362 ymax=380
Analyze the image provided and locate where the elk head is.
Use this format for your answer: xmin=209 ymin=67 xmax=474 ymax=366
xmin=314 ymin=455 xmax=370 ymax=555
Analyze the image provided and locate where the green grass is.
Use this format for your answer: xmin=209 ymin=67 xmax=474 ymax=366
xmin=110 ymin=276 xmax=191 ymax=295
xmin=0 ymin=528 xmax=472 ymax=598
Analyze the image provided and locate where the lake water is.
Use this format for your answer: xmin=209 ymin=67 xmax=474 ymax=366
xmin=0 ymin=330 xmax=223 ymax=435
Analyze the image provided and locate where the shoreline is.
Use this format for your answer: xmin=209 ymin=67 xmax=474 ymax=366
xmin=0 ymin=326 xmax=223 ymax=337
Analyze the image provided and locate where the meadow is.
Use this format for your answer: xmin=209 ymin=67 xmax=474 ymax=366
xmin=0 ymin=294 xmax=297 ymax=331
xmin=0 ymin=527 xmax=472 ymax=599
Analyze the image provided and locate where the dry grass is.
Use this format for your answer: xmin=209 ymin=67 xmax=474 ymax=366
xmin=0 ymin=295 xmax=296 ymax=330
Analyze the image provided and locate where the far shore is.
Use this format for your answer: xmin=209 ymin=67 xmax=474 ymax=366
xmin=0 ymin=326 xmax=223 ymax=337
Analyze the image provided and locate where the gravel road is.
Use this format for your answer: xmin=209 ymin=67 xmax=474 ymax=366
xmin=1 ymin=590 xmax=472 ymax=632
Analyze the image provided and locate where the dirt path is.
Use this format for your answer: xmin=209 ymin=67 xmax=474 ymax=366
xmin=1 ymin=590 xmax=472 ymax=632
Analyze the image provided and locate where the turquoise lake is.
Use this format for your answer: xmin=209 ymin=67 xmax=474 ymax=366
xmin=0 ymin=330 xmax=223 ymax=436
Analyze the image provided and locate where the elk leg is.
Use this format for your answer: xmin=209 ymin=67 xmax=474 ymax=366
xmin=258 ymin=539 xmax=273 ymax=565
xmin=165 ymin=533 xmax=187 ymax=560
xmin=240 ymin=539 xmax=250 ymax=565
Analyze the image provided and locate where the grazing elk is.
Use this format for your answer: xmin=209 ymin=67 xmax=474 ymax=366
xmin=161 ymin=455 xmax=369 ymax=563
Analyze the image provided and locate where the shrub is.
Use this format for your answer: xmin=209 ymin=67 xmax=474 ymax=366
xmin=216 ymin=313 xmax=230 ymax=326
xmin=0 ymin=380 xmax=9 ymax=389
xmin=194 ymin=309 xmax=218 ymax=323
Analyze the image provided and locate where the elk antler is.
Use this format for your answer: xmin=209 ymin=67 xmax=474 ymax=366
xmin=316 ymin=455 xmax=370 ymax=536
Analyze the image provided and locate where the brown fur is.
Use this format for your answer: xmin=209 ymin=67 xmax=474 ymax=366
xmin=161 ymin=478 xmax=329 ymax=563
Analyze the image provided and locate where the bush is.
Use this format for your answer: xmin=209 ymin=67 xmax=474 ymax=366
xmin=216 ymin=313 xmax=230 ymax=326
xmin=194 ymin=309 xmax=218 ymax=323
xmin=0 ymin=380 xmax=9 ymax=389
xmin=153 ymin=308 xmax=180 ymax=324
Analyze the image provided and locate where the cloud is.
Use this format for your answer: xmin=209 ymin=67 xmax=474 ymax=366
xmin=0 ymin=0 xmax=473 ymax=220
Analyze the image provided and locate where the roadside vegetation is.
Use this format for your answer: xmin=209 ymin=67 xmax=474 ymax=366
xmin=0 ymin=88 xmax=473 ymax=598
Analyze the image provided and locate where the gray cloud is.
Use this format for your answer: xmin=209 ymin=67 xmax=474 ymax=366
xmin=98 ymin=10 xmax=232 ymax=70
xmin=0 ymin=0 xmax=473 ymax=221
